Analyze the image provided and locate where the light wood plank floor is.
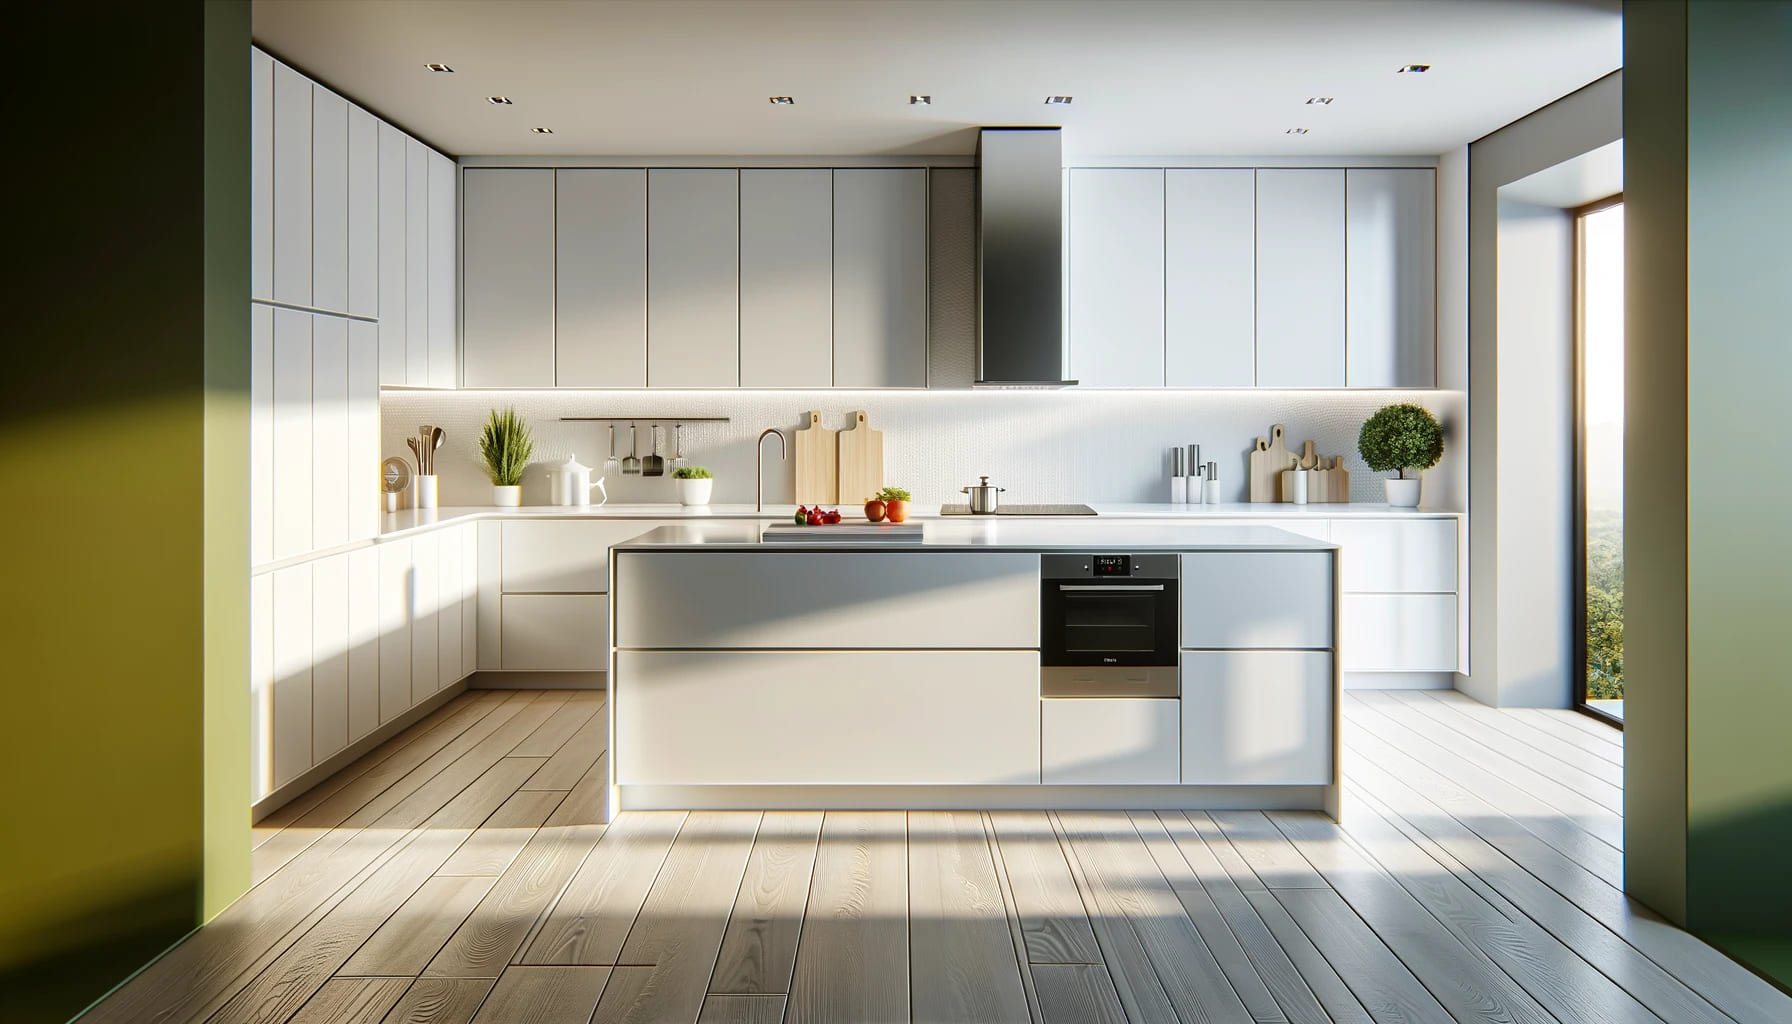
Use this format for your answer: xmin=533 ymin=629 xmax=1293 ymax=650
xmin=80 ymin=688 xmax=1792 ymax=1024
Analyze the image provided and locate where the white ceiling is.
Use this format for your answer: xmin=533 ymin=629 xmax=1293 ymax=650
xmin=251 ymin=0 xmax=1621 ymax=159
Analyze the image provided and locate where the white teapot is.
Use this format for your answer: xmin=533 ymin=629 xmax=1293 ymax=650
xmin=548 ymin=454 xmax=607 ymax=507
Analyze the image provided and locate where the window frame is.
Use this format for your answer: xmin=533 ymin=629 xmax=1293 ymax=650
xmin=1573 ymin=193 xmax=1624 ymax=728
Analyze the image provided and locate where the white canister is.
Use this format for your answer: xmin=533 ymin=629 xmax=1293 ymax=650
xmin=549 ymin=454 xmax=595 ymax=507
xmin=415 ymin=474 xmax=438 ymax=509
xmin=1291 ymin=470 xmax=1309 ymax=505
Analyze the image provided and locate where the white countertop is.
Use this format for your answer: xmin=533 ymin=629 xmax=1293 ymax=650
xmin=612 ymin=520 xmax=1337 ymax=552
xmin=254 ymin=500 xmax=1450 ymax=574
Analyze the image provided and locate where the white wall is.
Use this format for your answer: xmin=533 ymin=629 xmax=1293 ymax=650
xmin=381 ymin=388 xmax=1465 ymax=509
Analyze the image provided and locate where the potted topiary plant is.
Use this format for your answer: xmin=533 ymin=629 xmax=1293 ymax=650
xmin=672 ymin=465 xmax=713 ymax=506
xmin=875 ymin=486 xmax=912 ymax=523
xmin=479 ymin=407 xmax=534 ymax=507
xmin=1357 ymin=403 xmax=1443 ymax=507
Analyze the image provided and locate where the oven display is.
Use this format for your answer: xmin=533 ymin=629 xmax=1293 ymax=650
xmin=1092 ymin=555 xmax=1131 ymax=577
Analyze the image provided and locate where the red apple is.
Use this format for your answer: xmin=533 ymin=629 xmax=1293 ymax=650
xmin=864 ymin=499 xmax=887 ymax=522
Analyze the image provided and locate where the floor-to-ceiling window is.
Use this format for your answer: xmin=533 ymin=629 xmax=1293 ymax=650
xmin=1576 ymin=197 xmax=1624 ymax=724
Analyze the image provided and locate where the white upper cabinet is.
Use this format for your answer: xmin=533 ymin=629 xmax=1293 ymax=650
xmin=740 ymin=170 xmax=833 ymax=388
xmin=648 ymin=169 xmax=739 ymax=387
xmin=427 ymin=151 xmax=458 ymax=387
xmin=1068 ymin=168 xmax=1165 ymax=387
xmin=346 ymin=107 xmax=379 ymax=319
xmin=555 ymin=169 xmax=647 ymax=387
xmin=833 ymin=169 xmax=927 ymax=388
xmin=271 ymin=61 xmax=312 ymax=308
xmin=1165 ymin=169 xmax=1256 ymax=386
xmin=251 ymin=49 xmax=273 ymax=302
xmin=462 ymin=168 xmax=556 ymax=387
xmin=1255 ymin=169 xmax=1346 ymax=387
xmin=404 ymin=138 xmax=429 ymax=385
xmin=376 ymin=122 xmax=408 ymax=384
xmin=1347 ymin=168 xmax=1436 ymax=387
xmin=311 ymin=87 xmax=349 ymax=315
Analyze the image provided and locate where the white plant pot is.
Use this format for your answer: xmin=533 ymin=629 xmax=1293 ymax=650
xmin=1384 ymin=477 xmax=1421 ymax=508
xmin=492 ymin=484 xmax=522 ymax=507
xmin=675 ymin=477 xmax=713 ymax=506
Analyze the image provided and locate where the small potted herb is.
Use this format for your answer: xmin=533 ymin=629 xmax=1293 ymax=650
xmin=672 ymin=465 xmax=714 ymax=506
xmin=479 ymin=407 xmax=534 ymax=507
xmin=874 ymin=486 xmax=912 ymax=523
xmin=1357 ymin=403 xmax=1443 ymax=507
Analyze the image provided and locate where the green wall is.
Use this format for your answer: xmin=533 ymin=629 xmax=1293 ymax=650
xmin=1626 ymin=0 xmax=1792 ymax=986
xmin=0 ymin=3 xmax=250 ymax=1021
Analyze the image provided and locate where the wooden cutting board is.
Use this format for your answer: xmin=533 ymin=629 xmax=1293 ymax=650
xmin=836 ymin=410 xmax=885 ymax=505
xmin=1249 ymin=424 xmax=1297 ymax=502
xmin=792 ymin=410 xmax=838 ymax=504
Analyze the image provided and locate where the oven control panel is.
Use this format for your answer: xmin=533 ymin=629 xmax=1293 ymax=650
xmin=1092 ymin=555 xmax=1131 ymax=577
xmin=1040 ymin=553 xmax=1179 ymax=579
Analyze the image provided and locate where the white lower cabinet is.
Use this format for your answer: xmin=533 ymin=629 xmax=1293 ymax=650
xmin=270 ymin=564 xmax=312 ymax=789
xmin=377 ymin=539 xmax=413 ymax=724
xmin=1181 ymin=651 xmax=1333 ymax=785
xmin=410 ymin=531 xmax=439 ymax=704
xmin=501 ymin=594 xmax=608 ymax=671
xmin=616 ymin=650 xmax=1040 ymax=785
xmin=310 ymin=553 xmax=350 ymax=763
xmin=1340 ymin=594 xmax=1457 ymax=672
xmin=1330 ymin=519 xmax=1456 ymax=593
xmin=1041 ymin=698 xmax=1180 ymax=785
xmin=346 ymin=547 xmax=381 ymax=743
xmin=1181 ymin=551 xmax=1333 ymax=650
xmin=500 ymin=519 xmax=631 ymax=593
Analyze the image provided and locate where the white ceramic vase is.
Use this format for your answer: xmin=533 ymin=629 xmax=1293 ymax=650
xmin=676 ymin=477 xmax=713 ymax=506
xmin=1384 ymin=477 xmax=1421 ymax=507
xmin=492 ymin=484 xmax=521 ymax=507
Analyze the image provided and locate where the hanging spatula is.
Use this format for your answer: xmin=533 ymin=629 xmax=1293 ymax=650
xmin=643 ymin=425 xmax=665 ymax=477
xmin=622 ymin=423 xmax=641 ymax=475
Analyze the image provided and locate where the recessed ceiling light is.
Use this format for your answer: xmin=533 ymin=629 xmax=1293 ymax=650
xmin=1286 ymin=128 xmax=1310 ymax=135
xmin=909 ymin=94 xmax=932 ymax=105
xmin=1398 ymin=64 xmax=1432 ymax=73
xmin=1045 ymin=95 xmax=1073 ymax=105
xmin=769 ymin=96 xmax=795 ymax=105
xmin=1305 ymin=96 xmax=1334 ymax=105
xmin=530 ymin=126 xmax=554 ymax=134
xmin=424 ymin=63 xmax=454 ymax=73
xmin=487 ymin=95 xmax=513 ymax=105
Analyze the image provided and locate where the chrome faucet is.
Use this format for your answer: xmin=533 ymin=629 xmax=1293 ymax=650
xmin=756 ymin=428 xmax=787 ymax=512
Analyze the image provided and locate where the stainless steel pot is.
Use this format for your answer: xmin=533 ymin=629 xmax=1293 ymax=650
xmin=961 ymin=475 xmax=1006 ymax=514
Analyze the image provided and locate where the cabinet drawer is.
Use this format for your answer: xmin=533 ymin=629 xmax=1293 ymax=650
xmin=1181 ymin=551 xmax=1333 ymax=649
xmin=614 ymin=551 xmax=1039 ymax=649
xmin=616 ymin=650 xmax=1039 ymax=785
xmin=500 ymin=520 xmax=666 ymax=593
xmin=1340 ymin=594 xmax=1457 ymax=672
xmin=1181 ymin=651 xmax=1332 ymax=785
xmin=1330 ymin=519 xmax=1456 ymax=593
xmin=1042 ymin=699 xmax=1179 ymax=785
xmin=501 ymin=594 xmax=608 ymax=671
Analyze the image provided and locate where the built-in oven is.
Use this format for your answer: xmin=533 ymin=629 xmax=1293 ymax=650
xmin=1039 ymin=553 xmax=1179 ymax=697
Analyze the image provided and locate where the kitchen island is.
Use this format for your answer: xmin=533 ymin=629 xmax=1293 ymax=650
xmin=608 ymin=521 xmax=1343 ymax=818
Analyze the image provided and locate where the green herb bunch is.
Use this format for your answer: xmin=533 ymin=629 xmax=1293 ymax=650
xmin=673 ymin=465 xmax=713 ymax=479
xmin=1357 ymin=403 xmax=1443 ymax=479
xmin=479 ymin=407 xmax=535 ymax=486
xmin=875 ymin=486 xmax=912 ymax=502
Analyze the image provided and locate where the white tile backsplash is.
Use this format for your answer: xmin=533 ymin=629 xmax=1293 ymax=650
xmin=381 ymin=388 xmax=1465 ymax=510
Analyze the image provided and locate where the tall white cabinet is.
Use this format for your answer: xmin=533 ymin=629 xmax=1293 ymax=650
xmin=1255 ymin=169 xmax=1347 ymax=387
xmin=1067 ymin=168 xmax=1165 ymax=387
xmin=1346 ymin=168 xmax=1436 ymax=388
xmin=648 ymin=169 xmax=740 ymax=387
xmin=462 ymin=168 xmax=557 ymax=387
xmin=740 ymin=170 xmax=833 ymax=387
xmin=1165 ymin=169 xmax=1256 ymax=386
xmin=833 ymin=169 xmax=928 ymax=388
xmin=556 ymin=169 xmax=648 ymax=387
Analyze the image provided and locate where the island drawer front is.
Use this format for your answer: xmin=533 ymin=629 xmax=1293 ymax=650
xmin=1340 ymin=594 xmax=1457 ymax=672
xmin=1180 ymin=551 xmax=1333 ymax=650
xmin=1330 ymin=519 xmax=1457 ymax=593
xmin=500 ymin=520 xmax=669 ymax=594
xmin=1041 ymin=698 xmax=1180 ymax=785
xmin=1181 ymin=650 xmax=1332 ymax=785
xmin=613 ymin=551 xmax=1040 ymax=649
xmin=615 ymin=650 xmax=1040 ymax=785
xmin=500 ymin=593 xmax=607 ymax=671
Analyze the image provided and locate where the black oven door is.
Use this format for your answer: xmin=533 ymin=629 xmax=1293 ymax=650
xmin=1041 ymin=577 xmax=1179 ymax=668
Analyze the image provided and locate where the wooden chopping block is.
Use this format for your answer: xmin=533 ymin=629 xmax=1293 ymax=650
xmin=1249 ymin=424 xmax=1297 ymax=502
xmin=792 ymin=410 xmax=838 ymax=504
xmin=836 ymin=410 xmax=885 ymax=504
xmin=1322 ymin=457 xmax=1350 ymax=503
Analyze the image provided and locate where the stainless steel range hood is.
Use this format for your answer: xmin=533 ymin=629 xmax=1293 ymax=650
xmin=977 ymin=128 xmax=1076 ymax=387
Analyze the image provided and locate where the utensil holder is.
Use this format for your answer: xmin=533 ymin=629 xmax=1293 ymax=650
xmin=416 ymin=475 xmax=438 ymax=509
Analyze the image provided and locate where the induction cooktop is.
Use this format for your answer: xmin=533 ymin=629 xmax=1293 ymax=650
xmin=938 ymin=504 xmax=1098 ymax=517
